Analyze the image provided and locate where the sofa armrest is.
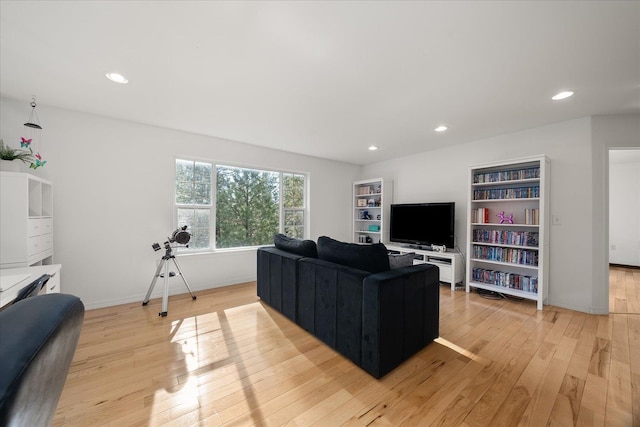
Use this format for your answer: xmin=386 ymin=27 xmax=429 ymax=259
xmin=257 ymin=246 xmax=305 ymax=321
xmin=0 ymin=294 xmax=84 ymax=426
xmin=361 ymin=263 xmax=440 ymax=378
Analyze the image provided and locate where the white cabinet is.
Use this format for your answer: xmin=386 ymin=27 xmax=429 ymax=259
xmin=1 ymin=172 xmax=54 ymax=268
xmin=386 ymin=244 xmax=464 ymax=290
xmin=466 ymin=155 xmax=549 ymax=310
xmin=353 ymin=178 xmax=392 ymax=244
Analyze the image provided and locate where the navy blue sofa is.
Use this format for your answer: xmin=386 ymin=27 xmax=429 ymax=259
xmin=257 ymin=235 xmax=440 ymax=378
xmin=0 ymin=294 xmax=84 ymax=426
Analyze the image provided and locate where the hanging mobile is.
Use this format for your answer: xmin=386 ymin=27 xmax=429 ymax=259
xmin=24 ymin=96 xmax=43 ymax=129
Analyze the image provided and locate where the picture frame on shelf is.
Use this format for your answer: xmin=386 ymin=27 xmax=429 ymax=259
xmin=357 ymin=199 xmax=367 ymax=207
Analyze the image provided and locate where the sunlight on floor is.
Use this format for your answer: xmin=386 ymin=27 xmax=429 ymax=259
xmin=147 ymin=304 xmax=272 ymax=425
xmin=435 ymin=337 xmax=485 ymax=363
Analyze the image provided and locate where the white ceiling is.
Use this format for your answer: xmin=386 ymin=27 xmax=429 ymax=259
xmin=1 ymin=1 xmax=639 ymax=165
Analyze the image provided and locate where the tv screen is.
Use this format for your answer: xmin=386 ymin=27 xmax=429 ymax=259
xmin=389 ymin=202 xmax=455 ymax=249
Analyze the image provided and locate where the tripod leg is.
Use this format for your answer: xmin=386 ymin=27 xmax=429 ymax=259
xmin=171 ymin=257 xmax=197 ymax=300
xmin=160 ymin=260 xmax=169 ymax=317
xmin=143 ymin=259 xmax=165 ymax=306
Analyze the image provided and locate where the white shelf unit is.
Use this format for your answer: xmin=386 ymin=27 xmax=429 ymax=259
xmin=353 ymin=178 xmax=392 ymax=245
xmin=1 ymin=172 xmax=54 ymax=268
xmin=386 ymin=244 xmax=464 ymax=290
xmin=466 ymin=155 xmax=550 ymax=310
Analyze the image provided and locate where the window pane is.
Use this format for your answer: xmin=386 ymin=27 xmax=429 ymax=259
xmin=216 ymin=165 xmax=280 ymax=248
xmin=177 ymin=208 xmax=210 ymax=250
xmin=193 ymin=183 xmax=211 ymax=204
xmin=283 ymin=173 xmax=305 ymax=208
xmin=194 ymin=209 xmax=209 ymax=228
xmin=284 ymin=210 xmax=304 ymax=239
xmin=177 ymin=208 xmax=194 ymax=229
xmin=176 ymin=182 xmax=194 ymax=204
xmin=176 ymin=160 xmax=211 ymax=205
xmin=194 ymin=162 xmax=212 ymax=183
xmin=176 ymin=159 xmax=193 ymax=182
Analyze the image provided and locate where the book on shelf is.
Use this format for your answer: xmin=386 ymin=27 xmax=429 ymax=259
xmin=471 ymin=245 xmax=538 ymax=266
xmin=472 ymin=208 xmax=490 ymax=224
xmin=357 ymin=186 xmax=372 ymax=195
xmin=524 ymin=208 xmax=540 ymax=225
xmin=473 ymin=186 xmax=539 ymax=200
xmin=473 ymin=229 xmax=539 ymax=247
xmin=472 ymin=267 xmax=538 ymax=293
xmin=473 ymin=167 xmax=540 ymax=184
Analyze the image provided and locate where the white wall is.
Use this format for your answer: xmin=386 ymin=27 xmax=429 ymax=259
xmin=609 ymin=150 xmax=640 ymax=266
xmin=0 ymin=97 xmax=361 ymax=309
xmin=362 ymin=116 xmax=639 ymax=314
xmin=591 ymin=115 xmax=640 ymax=311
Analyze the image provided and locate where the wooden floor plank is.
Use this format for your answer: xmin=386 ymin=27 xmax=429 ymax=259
xmin=50 ymin=268 xmax=639 ymax=426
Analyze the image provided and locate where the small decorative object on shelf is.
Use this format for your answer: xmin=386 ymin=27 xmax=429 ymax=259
xmin=496 ymin=211 xmax=514 ymax=224
xmin=466 ymin=155 xmax=549 ymax=310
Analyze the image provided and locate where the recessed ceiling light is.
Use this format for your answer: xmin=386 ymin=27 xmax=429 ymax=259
xmin=368 ymin=145 xmax=379 ymax=151
xmin=434 ymin=125 xmax=448 ymax=132
xmin=106 ymin=72 xmax=128 ymax=84
xmin=552 ymin=91 xmax=574 ymax=101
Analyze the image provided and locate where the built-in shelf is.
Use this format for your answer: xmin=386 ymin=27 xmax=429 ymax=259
xmin=352 ymin=178 xmax=391 ymax=244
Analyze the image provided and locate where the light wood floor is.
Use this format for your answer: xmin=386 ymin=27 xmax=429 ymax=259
xmin=53 ymin=267 xmax=639 ymax=426
xmin=610 ymin=265 xmax=640 ymax=315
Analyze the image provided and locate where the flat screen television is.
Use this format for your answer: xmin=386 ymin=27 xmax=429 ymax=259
xmin=389 ymin=202 xmax=455 ymax=249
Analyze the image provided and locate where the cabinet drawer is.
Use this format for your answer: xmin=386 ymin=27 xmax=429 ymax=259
xmin=28 ymin=218 xmax=53 ymax=237
xmin=438 ymin=267 xmax=452 ymax=282
xmin=46 ymin=272 xmax=60 ymax=294
xmin=27 ymin=233 xmax=53 ymax=256
xmin=427 ymin=261 xmax=452 ymax=282
xmin=41 ymin=233 xmax=53 ymax=251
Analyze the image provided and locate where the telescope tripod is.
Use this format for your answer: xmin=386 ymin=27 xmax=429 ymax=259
xmin=142 ymin=249 xmax=196 ymax=317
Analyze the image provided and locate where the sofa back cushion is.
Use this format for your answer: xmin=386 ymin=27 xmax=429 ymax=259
xmin=317 ymin=236 xmax=390 ymax=273
xmin=274 ymin=233 xmax=318 ymax=258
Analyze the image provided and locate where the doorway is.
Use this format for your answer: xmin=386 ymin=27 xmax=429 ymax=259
xmin=609 ymin=149 xmax=640 ymax=314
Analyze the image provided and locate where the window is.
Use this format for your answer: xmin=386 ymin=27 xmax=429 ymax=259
xmin=175 ymin=160 xmax=212 ymax=250
xmin=282 ymin=173 xmax=306 ymax=239
xmin=175 ymin=159 xmax=307 ymax=251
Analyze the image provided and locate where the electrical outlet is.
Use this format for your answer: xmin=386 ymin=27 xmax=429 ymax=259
xmin=611 ymin=244 xmax=616 ymax=250
xmin=552 ymin=215 xmax=562 ymax=225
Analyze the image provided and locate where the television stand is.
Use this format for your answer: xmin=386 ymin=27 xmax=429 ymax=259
xmin=386 ymin=245 xmax=464 ymax=290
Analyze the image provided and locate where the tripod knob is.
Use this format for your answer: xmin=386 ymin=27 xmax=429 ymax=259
xmin=159 ymin=272 xmax=176 ymax=278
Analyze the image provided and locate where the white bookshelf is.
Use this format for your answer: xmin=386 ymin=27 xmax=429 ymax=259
xmin=466 ymin=155 xmax=550 ymax=310
xmin=0 ymin=172 xmax=54 ymax=268
xmin=353 ymin=178 xmax=392 ymax=245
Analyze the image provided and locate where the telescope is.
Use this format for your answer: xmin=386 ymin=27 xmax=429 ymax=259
xmin=143 ymin=225 xmax=196 ymax=316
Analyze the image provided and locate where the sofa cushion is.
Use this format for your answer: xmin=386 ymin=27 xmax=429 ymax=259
xmin=274 ymin=233 xmax=318 ymax=258
xmin=389 ymin=252 xmax=415 ymax=269
xmin=317 ymin=236 xmax=390 ymax=273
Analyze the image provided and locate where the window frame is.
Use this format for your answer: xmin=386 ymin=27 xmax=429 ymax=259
xmin=174 ymin=157 xmax=309 ymax=253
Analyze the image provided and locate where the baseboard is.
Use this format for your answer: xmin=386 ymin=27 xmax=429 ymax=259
xmin=82 ymin=274 xmax=256 ymax=310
